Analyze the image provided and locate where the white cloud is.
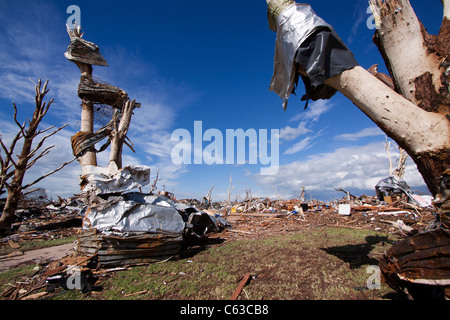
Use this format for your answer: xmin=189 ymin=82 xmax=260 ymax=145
xmin=280 ymin=100 xmax=333 ymax=155
xmin=335 ymin=126 xmax=384 ymax=141
xmin=284 ymin=129 xmax=325 ymax=155
xmin=289 ymin=100 xmax=334 ymax=123
xmin=255 ymin=141 xmax=427 ymax=200
xmin=279 ymin=121 xmax=311 ymax=141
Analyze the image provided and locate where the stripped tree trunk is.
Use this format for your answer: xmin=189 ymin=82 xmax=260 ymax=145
xmin=74 ymin=62 xmax=97 ymax=172
xmin=373 ymin=0 xmax=449 ymax=226
xmin=109 ymin=100 xmax=137 ymax=169
xmin=323 ymin=0 xmax=450 ymax=227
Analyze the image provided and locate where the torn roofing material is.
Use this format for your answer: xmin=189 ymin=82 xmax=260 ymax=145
xmin=80 ymin=162 xmax=150 ymax=195
xmin=268 ymin=2 xmax=358 ymax=110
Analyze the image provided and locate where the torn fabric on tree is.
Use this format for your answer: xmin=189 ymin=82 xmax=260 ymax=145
xmin=268 ymin=3 xmax=358 ymax=110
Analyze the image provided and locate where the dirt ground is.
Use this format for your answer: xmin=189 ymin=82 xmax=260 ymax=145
xmin=0 ymin=243 xmax=75 ymax=272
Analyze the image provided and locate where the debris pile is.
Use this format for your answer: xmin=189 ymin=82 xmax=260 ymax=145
xmin=219 ymin=195 xmax=437 ymax=241
xmin=0 ymin=196 xmax=83 ymax=247
xmin=1 ymin=171 xmax=445 ymax=300
xmin=76 ymin=162 xmax=227 ymax=267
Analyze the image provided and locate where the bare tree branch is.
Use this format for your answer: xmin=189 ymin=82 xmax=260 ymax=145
xmin=0 ymin=79 xmax=71 ymax=233
xmin=27 ymin=124 xmax=68 ymax=160
xmin=0 ymin=137 xmax=17 ymax=169
xmin=21 ymin=157 xmax=77 ymax=191
xmin=12 ymin=103 xmax=27 ymax=137
xmin=25 ymin=145 xmax=55 ymax=170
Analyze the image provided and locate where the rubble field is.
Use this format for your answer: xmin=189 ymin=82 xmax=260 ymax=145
xmin=0 ymin=191 xmax=442 ymax=300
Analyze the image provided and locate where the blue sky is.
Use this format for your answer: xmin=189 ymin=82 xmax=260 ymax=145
xmin=0 ymin=0 xmax=443 ymax=201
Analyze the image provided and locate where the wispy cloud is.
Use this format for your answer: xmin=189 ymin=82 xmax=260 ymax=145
xmin=347 ymin=0 xmax=368 ymax=45
xmin=284 ymin=129 xmax=325 ymax=155
xmin=289 ymin=100 xmax=334 ymax=123
xmin=280 ymin=100 xmax=332 ymax=155
xmin=279 ymin=121 xmax=311 ymax=141
xmin=335 ymin=126 xmax=384 ymax=141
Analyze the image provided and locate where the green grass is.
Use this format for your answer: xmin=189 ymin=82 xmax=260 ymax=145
xmin=0 ymin=236 xmax=77 ymax=256
xmin=0 ymin=264 xmax=38 ymax=293
xmin=92 ymin=227 xmax=399 ymax=300
xmin=2 ymin=227 xmax=401 ymax=300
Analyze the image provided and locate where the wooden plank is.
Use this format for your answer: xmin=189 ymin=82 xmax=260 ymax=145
xmin=98 ymin=255 xmax=177 ymax=267
xmin=76 ymin=246 xmax=99 ymax=255
xmin=230 ymin=273 xmax=252 ymax=300
xmin=229 ymin=212 xmax=285 ymax=218
xmin=98 ymin=243 xmax=182 ymax=257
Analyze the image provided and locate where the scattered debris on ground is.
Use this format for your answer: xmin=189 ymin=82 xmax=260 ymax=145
xmin=1 ymin=173 xmax=447 ymax=300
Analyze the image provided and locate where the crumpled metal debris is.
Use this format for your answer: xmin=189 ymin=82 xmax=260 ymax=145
xmin=76 ymin=163 xmax=229 ymax=266
xmin=375 ymin=176 xmax=420 ymax=206
xmin=80 ymin=162 xmax=150 ymax=195
xmin=83 ymin=193 xmax=186 ymax=235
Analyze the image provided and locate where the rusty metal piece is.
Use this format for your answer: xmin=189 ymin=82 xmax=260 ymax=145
xmin=230 ymin=273 xmax=252 ymax=300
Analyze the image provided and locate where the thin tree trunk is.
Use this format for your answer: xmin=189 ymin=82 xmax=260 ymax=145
xmin=371 ymin=0 xmax=443 ymax=103
xmin=0 ymin=80 xmax=73 ymax=233
xmin=443 ymin=0 xmax=450 ymax=19
xmin=368 ymin=0 xmax=450 ymax=229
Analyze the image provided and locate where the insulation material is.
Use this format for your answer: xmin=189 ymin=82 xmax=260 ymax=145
xmin=269 ymin=3 xmax=358 ymax=110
